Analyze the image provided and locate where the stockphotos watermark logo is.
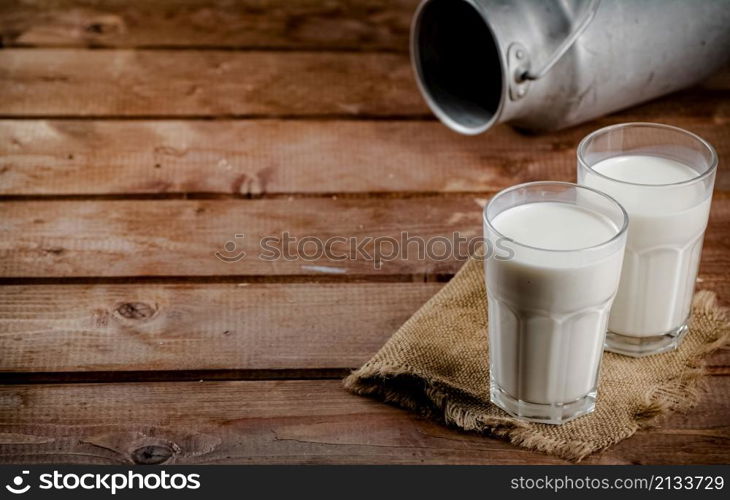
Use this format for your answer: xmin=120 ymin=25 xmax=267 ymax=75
xmin=6 ymin=471 xmax=31 ymax=494
xmin=3 ymin=470 xmax=200 ymax=495
xmin=215 ymin=232 xmax=515 ymax=269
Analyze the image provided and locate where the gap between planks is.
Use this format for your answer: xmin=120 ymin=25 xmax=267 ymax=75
xmin=0 ymin=114 xmax=437 ymax=121
xmin=0 ymin=369 xmax=351 ymax=385
xmin=1 ymin=367 xmax=727 ymax=385
xmin=0 ymin=192 xmax=502 ymax=202
xmin=1 ymin=190 xmax=730 ymax=203
xmin=0 ymin=45 xmax=410 ymax=53
xmin=0 ymin=273 xmax=454 ymax=285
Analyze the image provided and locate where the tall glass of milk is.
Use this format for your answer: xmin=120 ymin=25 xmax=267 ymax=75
xmin=484 ymin=182 xmax=628 ymax=424
xmin=578 ymin=123 xmax=718 ymax=357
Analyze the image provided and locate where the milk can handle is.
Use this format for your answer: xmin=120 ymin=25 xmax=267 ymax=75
xmin=519 ymin=0 xmax=601 ymax=82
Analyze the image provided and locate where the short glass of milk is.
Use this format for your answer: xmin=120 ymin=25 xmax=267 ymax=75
xmin=578 ymin=123 xmax=718 ymax=357
xmin=484 ymin=182 xmax=628 ymax=424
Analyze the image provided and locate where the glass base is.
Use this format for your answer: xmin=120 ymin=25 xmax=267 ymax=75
xmin=490 ymin=384 xmax=596 ymax=425
xmin=604 ymin=321 xmax=689 ymax=358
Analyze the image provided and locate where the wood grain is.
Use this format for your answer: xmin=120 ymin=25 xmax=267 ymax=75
xmin=0 ymin=282 xmax=441 ymax=373
xmin=0 ymin=378 xmax=727 ymax=465
xmin=0 ymin=49 xmax=426 ymax=117
xmin=0 ymin=120 xmax=570 ymax=196
xmin=1 ymin=50 xmax=727 ymax=119
xmin=0 ymin=0 xmax=417 ymax=51
xmin=0 ymin=280 xmax=727 ymax=377
xmin=2 ymin=115 xmax=729 ymax=196
xmin=1 ymin=196 xmax=728 ymax=278
xmin=0 ymin=197 xmax=481 ymax=277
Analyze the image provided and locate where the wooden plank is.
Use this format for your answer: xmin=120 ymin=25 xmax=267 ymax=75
xmin=0 ymin=278 xmax=726 ymax=376
xmin=0 ymin=0 xmax=417 ymax=51
xmin=0 ymin=282 xmax=442 ymax=373
xmin=0 ymin=49 xmax=426 ymax=117
xmin=591 ymin=376 xmax=730 ymax=464
xmin=0 ymin=50 xmax=727 ymax=118
xmin=0 ymin=120 xmax=569 ymax=196
xmin=1 ymin=196 xmax=728 ymax=278
xmin=2 ymin=117 xmax=729 ymax=196
xmin=0 ymin=378 xmax=727 ymax=464
xmin=0 ymin=197 xmax=479 ymax=278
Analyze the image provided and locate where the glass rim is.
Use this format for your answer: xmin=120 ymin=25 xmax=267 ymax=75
xmin=483 ymin=181 xmax=629 ymax=254
xmin=577 ymin=122 xmax=719 ymax=188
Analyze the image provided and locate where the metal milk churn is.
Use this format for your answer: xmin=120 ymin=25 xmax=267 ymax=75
xmin=411 ymin=0 xmax=730 ymax=134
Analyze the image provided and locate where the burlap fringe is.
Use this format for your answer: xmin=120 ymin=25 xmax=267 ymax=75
xmin=343 ymin=291 xmax=729 ymax=462
xmin=633 ymin=291 xmax=729 ymax=426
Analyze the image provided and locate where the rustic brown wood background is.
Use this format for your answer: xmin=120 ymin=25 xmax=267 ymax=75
xmin=0 ymin=0 xmax=728 ymax=465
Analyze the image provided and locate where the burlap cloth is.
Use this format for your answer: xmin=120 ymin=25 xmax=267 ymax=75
xmin=344 ymin=257 xmax=730 ymax=461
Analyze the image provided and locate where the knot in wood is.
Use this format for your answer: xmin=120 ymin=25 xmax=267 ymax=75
xmin=131 ymin=444 xmax=174 ymax=465
xmin=115 ymin=302 xmax=156 ymax=321
xmin=84 ymin=15 xmax=124 ymax=36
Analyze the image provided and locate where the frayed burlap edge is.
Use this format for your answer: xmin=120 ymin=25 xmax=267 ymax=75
xmin=343 ymin=291 xmax=729 ymax=462
xmin=634 ymin=292 xmax=729 ymax=423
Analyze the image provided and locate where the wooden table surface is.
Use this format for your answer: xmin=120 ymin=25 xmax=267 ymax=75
xmin=0 ymin=0 xmax=728 ymax=465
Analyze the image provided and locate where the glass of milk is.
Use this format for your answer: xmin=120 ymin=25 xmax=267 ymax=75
xmin=484 ymin=182 xmax=628 ymax=424
xmin=578 ymin=123 xmax=718 ymax=357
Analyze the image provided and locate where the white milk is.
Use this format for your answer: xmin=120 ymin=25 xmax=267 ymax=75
xmin=581 ymin=155 xmax=711 ymax=336
xmin=486 ymin=202 xmax=624 ymax=405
